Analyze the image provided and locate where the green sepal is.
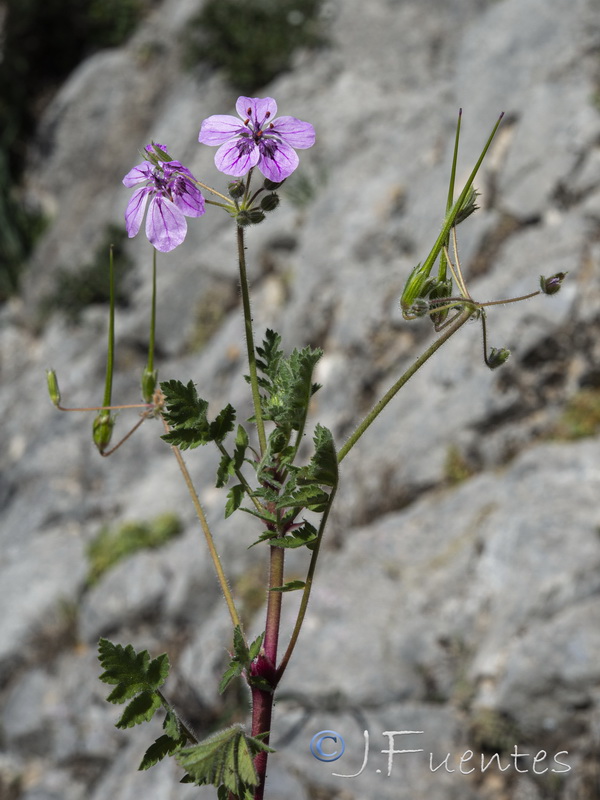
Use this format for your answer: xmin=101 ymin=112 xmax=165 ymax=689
xmin=46 ymin=369 xmax=61 ymax=407
xmin=175 ymin=725 xmax=274 ymax=794
xmin=400 ymin=262 xmax=436 ymax=313
xmin=93 ymin=411 xmax=115 ymax=454
xmin=141 ymin=366 xmax=158 ymax=404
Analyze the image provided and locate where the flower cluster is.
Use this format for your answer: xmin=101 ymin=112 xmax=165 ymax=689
xmin=123 ymin=98 xmax=315 ymax=251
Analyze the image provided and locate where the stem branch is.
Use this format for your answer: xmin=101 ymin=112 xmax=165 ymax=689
xmin=337 ymin=305 xmax=473 ymax=462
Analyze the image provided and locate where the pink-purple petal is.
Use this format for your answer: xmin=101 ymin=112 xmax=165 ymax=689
xmin=257 ymin=140 xmax=299 ymax=182
xmin=199 ymin=115 xmax=246 ymax=145
xmin=270 ymin=116 xmax=316 ymax=149
xmin=173 ymin=180 xmax=206 ymax=217
xmin=123 ymin=162 xmax=154 ymax=188
xmin=236 ymin=96 xmax=277 ymax=126
xmin=147 ymin=196 xmax=187 ymax=252
xmin=125 ymin=186 xmax=151 ymax=237
xmin=215 ymin=139 xmax=260 ymax=177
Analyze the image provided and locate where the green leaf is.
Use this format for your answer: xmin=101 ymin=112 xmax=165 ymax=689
xmin=175 ymin=725 xmax=274 ymax=794
xmin=139 ymin=733 xmax=186 ymax=770
xmin=163 ymin=709 xmax=184 ymax=740
xmin=116 ymin=690 xmax=162 ymax=729
xmin=98 ymin=639 xmax=169 ymax=701
xmin=267 ymin=522 xmax=318 ymax=550
xmin=218 ymin=660 xmax=244 ymax=695
xmin=297 ymin=424 xmax=338 ymax=487
xmin=160 ymin=380 xmax=210 ymax=450
xmin=270 ymin=579 xmax=306 ymax=592
xmin=215 ymin=451 xmax=233 ymax=489
xmin=161 ymin=380 xmax=209 ymax=431
xmin=225 ymin=484 xmax=245 ymax=518
xmin=219 ymin=629 xmax=264 ymax=694
xmin=210 ymin=404 xmax=236 ymax=443
xmin=248 ymin=632 xmax=264 ymax=661
xmin=277 ymin=484 xmax=330 ymax=513
xmin=233 ymin=425 xmax=249 ymax=471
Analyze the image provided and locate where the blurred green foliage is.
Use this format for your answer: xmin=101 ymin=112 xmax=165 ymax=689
xmin=550 ymin=388 xmax=600 ymax=440
xmin=182 ymin=0 xmax=327 ymax=93
xmin=0 ymin=0 xmax=150 ymax=300
xmin=40 ymin=224 xmax=134 ymax=323
xmin=87 ymin=512 xmax=183 ymax=585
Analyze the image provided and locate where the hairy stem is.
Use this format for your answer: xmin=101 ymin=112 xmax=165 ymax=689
xmin=276 ymin=483 xmax=338 ymax=682
xmin=162 ymin=418 xmax=242 ymax=629
xmin=237 ymin=225 xmax=267 ymax=455
xmin=250 ymin=544 xmax=285 ymax=800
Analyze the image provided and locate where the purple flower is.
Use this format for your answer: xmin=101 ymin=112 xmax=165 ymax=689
xmin=199 ymin=96 xmax=315 ymax=182
xmin=123 ymin=144 xmax=205 ymax=252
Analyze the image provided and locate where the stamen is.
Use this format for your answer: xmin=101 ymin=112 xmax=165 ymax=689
xmin=265 ymin=111 xmax=271 ymax=119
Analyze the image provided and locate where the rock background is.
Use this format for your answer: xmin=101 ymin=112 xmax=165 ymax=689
xmin=1 ymin=0 xmax=600 ymax=798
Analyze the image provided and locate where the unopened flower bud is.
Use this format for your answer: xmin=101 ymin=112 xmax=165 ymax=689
xmin=93 ymin=411 xmax=115 ymax=454
xmin=401 ymin=262 xmax=436 ymax=313
xmin=260 ymin=193 xmax=280 ymax=212
xmin=540 ymin=272 xmax=567 ymax=295
xmin=141 ymin=367 xmax=158 ymax=404
xmin=263 ymin=178 xmax=284 ymax=190
xmin=228 ymin=180 xmax=245 ymax=199
xmin=487 ymin=346 xmax=510 ymax=370
xmin=236 ymin=208 xmax=267 ymax=226
xmin=46 ymin=369 xmax=61 ymax=407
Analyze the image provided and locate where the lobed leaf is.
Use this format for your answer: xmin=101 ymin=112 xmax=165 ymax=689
xmin=176 ymin=725 xmax=274 ymax=794
xmin=98 ymin=639 xmax=169 ymax=699
xmin=225 ymin=484 xmax=245 ymax=518
xmin=296 ymin=424 xmax=338 ymax=488
xmin=139 ymin=733 xmax=186 ymax=770
xmin=116 ymin=690 xmax=163 ymax=729
xmin=209 ymin=403 xmax=236 ymax=443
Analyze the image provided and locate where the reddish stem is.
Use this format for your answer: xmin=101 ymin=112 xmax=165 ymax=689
xmin=250 ymin=544 xmax=285 ymax=799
